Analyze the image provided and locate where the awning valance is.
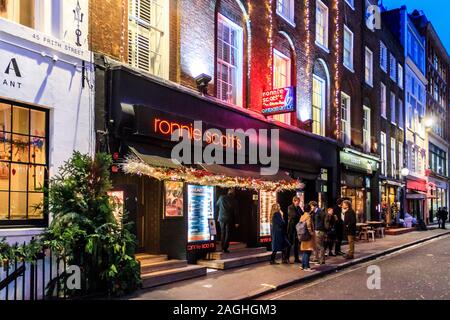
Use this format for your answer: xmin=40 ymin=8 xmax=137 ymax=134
xmin=121 ymin=147 xmax=303 ymax=192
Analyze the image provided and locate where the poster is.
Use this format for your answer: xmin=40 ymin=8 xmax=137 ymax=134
xmin=107 ymin=191 xmax=124 ymax=224
xmin=259 ymin=190 xmax=277 ymax=238
xmin=187 ymin=185 xmax=214 ymax=243
xmin=164 ymin=181 xmax=184 ymax=218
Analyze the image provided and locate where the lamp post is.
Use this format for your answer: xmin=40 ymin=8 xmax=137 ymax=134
xmin=400 ymin=167 xmax=410 ymax=222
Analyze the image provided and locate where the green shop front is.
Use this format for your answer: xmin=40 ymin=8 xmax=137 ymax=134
xmin=339 ymin=149 xmax=381 ymax=222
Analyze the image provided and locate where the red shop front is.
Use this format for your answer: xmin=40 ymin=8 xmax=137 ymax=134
xmin=406 ymin=178 xmax=427 ymax=221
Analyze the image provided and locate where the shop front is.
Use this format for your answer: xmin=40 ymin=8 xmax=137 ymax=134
xmin=339 ymin=149 xmax=380 ymax=222
xmin=380 ymin=180 xmax=403 ymax=225
xmin=405 ymin=177 xmax=427 ymax=221
xmin=0 ymin=17 xmax=94 ymax=243
xmin=427 ymin=178 xmax=448 ymax=223
xmin=95 ymin=62 xmax=339 ymax=262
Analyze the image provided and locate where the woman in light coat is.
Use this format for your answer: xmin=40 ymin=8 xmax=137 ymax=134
xmin=299 ymin=204 xmax=316 ymax=271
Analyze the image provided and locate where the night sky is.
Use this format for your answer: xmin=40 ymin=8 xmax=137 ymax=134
xmin=381 ymin=0 xmax=450 ymax=55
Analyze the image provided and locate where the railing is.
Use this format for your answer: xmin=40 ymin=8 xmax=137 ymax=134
xmin=0 ymin=245 xmax=68 ymax=301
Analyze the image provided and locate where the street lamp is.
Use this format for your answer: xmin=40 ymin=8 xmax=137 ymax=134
xmin=424 ymin=117 xmax=435 ymax=130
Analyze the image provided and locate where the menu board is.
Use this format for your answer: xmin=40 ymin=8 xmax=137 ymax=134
xmin=259 ymin=190 xmax=277 ymax=238
xmin=164 ymin=181 xmax=184 ymax=218
xmin=187 ymin=185 xmax=214 ymax=243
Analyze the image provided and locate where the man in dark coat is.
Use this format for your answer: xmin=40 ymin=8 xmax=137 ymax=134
xmin=270 ymin=204 xmax=289 ymax=264
xmin=342 ymin=200 xmax=357 ymax=260
xmin=442 ymin=207 xmax=448 ymax=229
xmin=286 ymin=196 xmax=304 ymax=263
xmin=334 ymin=198 xmax=345 ymax=255
xmin=437 ymin=208 xmax=443 ymax=228
xmin=216 ymin=189 xmax=238 ymax=253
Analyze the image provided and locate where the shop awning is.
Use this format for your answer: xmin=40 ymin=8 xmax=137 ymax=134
xmin=128 ymin=146 xmax=181 ymax=169
xmin=199 ymin=164 xmax=295 ymax=183
xmin=122 ymin=146 xmax=303 ymax=191
xmin=406 ymin=191 xmax=427 ymax=200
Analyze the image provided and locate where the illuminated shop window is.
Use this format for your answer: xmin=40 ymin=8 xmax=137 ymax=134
xmin=216 ymin=14 xmax=243 ymax=107
xmin=271 ymin=49 xmax=292 ymax=125
xmin=0 ymin=0 xmax=35 ymax=29
xmin=128 ymin=0 xmax=169 ymax=79
xmin=0 ymin=101 xmax=48 ymax=224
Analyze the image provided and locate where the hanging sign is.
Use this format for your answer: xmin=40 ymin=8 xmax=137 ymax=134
xmin=262 ymin=86 xmax=296 ymax=116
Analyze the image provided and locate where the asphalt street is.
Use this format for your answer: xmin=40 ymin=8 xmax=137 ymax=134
xmin=260 ymin=234 xmax=450 ymax=300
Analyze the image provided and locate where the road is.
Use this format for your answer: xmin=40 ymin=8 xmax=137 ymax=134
xmin=259 ymin=234 xmax=450 ymax=300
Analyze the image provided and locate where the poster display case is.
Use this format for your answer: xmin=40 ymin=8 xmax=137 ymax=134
xmin=164 ymin=181 xmax=184 ymax=218
xmin=187 ymin=185 xmax=215 ymax=252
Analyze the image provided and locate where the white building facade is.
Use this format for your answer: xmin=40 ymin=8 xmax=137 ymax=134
xmin=0 ymin=0 xmax=94 ymax=243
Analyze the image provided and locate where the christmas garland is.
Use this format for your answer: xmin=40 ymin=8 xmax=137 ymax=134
xmin=122 ymin=156 xmax=304 ymax=192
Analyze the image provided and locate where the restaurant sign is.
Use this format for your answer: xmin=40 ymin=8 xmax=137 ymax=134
xmin=262 ymin=86 xmax=296 ymax=116
xmin=340 ymin=151 xmax=378 ymax=174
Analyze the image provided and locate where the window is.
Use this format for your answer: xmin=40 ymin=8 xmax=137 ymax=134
xmin=429 ymin=143 xmax=447 ymax=176
xmin=407 ymin=27 xmax=425 ymax=74
xmin=315 ymin=0 xmax=329 ymax=51
xmin=216 ymin=14 xmax=243 ymax=107
xmin=390 ymin=54 xmax=397 ymax=81
xmin=341 ymin=92 xmax=351 ymax=145
xmin=343 ymin=25 xmax=354 ymax=71
xmin=390 ymin=137 xmax=396 ymax=178
xmin=381 ymin=132 xmax=387 ymax=176
xmin=0 ymin=101 xmax=48 ymax=225
xmin=398 ymin=141 xmax=404 ymax=174
xmin=363 ymin=106 xmax=371 ymax=153
xmin=398 ymin=99 xmax=404 ymax=129
xmin=0 ymin=0 xmax=35 ymax=29
xmin=390 ymin=92 xmax=396 ymax=124
xmin=380 ymin=41 xmax=388 ymax=72
xmin=277 ymin=0 xmax=295 ymax=25
xmin=380 ymin=83 xmax=387 ymax=118
xmin=312 ymin=75 xmax=326 ymax=136
xmin=272 ymin=49 xmax=292 ymax=125
xmin=365 ymin=47 xmax=373 ymax=86
xmin=398 ymin=64 xmax=404 ymax=88
xmin=128 ymin=0 xmax=169 ymax=79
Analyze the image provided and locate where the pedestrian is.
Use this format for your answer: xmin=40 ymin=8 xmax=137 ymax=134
xmin=324 ymin=208 xmax=337 ymax=257
xmin=334 ymin=198 xmax=345 ymax=256
xmin=310 ymin=201 xmax=326 ymax=265
xmin=286 ymin=196 xmax=304 ymax=263
xmin=298 ymin=204 xmax=315 ymax=272
xmin=342 ymin=200 xmax=357 ymax=260
xmin=269 ymin=203 xmax=290 ymax=265
xmin=216 ymin=189 xmax=239 ymax=253
xmin=442 ymin=207 xmax=448 ymax=229
xmin=437 ymin=207 xmax=442 ymax=228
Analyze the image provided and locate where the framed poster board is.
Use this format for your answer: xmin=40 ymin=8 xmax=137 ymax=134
xmin=164 ymin=181 xmax=184 ymax=218
xmin=259 ymin=190 xmax=277 ymax=241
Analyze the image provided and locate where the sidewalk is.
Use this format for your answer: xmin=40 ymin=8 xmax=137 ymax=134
xmin=124 ymin=226 xmax=450 ymax=300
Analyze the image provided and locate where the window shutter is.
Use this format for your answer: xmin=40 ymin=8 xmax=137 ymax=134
xmin=128 ymin=0 xmax=152 ymax=73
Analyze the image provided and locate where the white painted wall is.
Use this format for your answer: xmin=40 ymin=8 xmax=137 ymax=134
xmin=0 ymin=14 xmax=94 ymax=243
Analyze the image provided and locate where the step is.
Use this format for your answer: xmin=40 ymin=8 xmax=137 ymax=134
xmin=385 ymin=227 xmax=415 ymax=236
xmin=141 ymin=265 xmax=207 ymax=289
xmin=136 ymin=254 xmax=168 ymax=264
xmin=216 ymin=242 xmax=247 ymax=251
xmin=197 ymin=251 xmax=282 ymax=270
xmin=140 ymin=259 xmax=188 ymax=274
xmin=207 ymin=247 xmax=268 ymax=260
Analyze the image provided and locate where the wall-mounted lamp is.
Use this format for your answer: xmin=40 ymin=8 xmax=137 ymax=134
xmin=424 ymin=117 xmax=434 ymax=129
xmin=401 ymin=167 xmax=410 ymax=177
xmin=195 ymin=73 xmax=212 ymax=95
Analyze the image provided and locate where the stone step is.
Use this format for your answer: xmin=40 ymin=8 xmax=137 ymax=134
xmin=141 ymin=265 xmax=207 ymax=289
xmin=197 ymin=251 xmax=282 ymax=270
xmin=207 ymin=247 xmax=268 ymax=260
xmin=135 ymin=254 xmax=168 ymax=264
xmin=216 ymin=242 xmax=247 ymax=251
xmin=385 ymin=227 xmax=415 ymax=235
xmin=140 ymin=259 xmax=188 ymax=274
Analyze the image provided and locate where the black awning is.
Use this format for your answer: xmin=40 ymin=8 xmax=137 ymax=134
xmin=128 ymin=145 xmax=181 ymax=169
